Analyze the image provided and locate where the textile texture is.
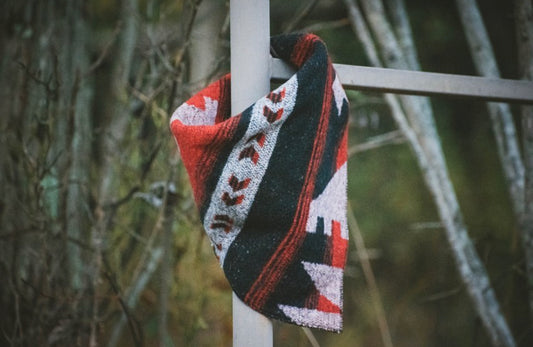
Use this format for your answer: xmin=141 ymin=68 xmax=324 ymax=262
xmin=170 ymin=33 xmax=349 ymax=332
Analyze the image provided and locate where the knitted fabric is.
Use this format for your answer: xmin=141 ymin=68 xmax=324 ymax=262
xmin=170 ymin=33 xmax=349 ymax=332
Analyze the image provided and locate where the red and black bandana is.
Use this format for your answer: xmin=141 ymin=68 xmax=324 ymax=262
xmin=170 ymin=33 xmax=349 ymax=332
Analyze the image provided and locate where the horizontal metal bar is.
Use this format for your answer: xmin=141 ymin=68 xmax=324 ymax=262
xmin=271 ymin=58 xmax=533 ymax=104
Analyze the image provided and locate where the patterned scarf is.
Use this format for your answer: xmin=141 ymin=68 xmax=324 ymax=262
xmin=170 ymin=33 xmax=349 ymax=332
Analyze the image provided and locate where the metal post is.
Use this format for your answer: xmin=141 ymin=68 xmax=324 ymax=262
xmin=230 ymin=0 xmax=273 ymax=346
xmin=271 ymin=58 xmax=533 ymax=104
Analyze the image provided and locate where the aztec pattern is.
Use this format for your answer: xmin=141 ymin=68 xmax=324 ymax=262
xmin=170 ymin=33 xmax=349 ymax=332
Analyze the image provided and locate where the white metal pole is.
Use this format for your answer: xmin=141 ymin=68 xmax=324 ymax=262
xmin=230 ymin=0 xmax=273 ymax=346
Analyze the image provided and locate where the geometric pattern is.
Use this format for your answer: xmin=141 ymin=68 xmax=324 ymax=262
xmin=201 ymin=77 xmax=297 ymax=264
xmin=170 ymin=33 xmax=349 ymax=332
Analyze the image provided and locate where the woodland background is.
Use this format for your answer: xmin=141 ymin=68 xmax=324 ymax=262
xmin=1 ymin=0 xmax=533 ymax=346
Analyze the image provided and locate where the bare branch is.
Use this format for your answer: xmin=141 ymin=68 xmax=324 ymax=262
xmin=108 ymin=156 xmax=178 ymax=347
xmin=103 ymin=269 xmax=143 ymax=347
xmin=409 ymin=221 xmax=444 ymax=232
xmin=358 ymin=0 xmax=408 ymax=70
xmin=302 ymin=327 xmax=321 ymax=347
xmin=343 ymin=0 xmax=382 ymax=67
xmin=84 ymin=21 xmax=122 ymax=77
xmin=348 ymin=204 xmax=394 ymax=347
xmin=173 ymin=0 xmax=204 ymax=68
xmin=107 ymin=248 xmax=163 ymax=347
xmin=387 ymin=0 xmax=420 ymax=70
xmin=282 ymin=0 xmax=320 ymax=33
xmin=300 ymin=18 xmax=350 ymax=34
xmin=455 ymin=0 xmax=525 ymax=219
xmin=419 ymin=287 xmax=462 ymax=303
xmin=348 ymin=130 xmax=405 ymax=156
xmin=343 ymin=0 xmax=516 ymax=345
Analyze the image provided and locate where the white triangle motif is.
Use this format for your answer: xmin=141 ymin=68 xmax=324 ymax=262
xmin=278 ymin=305 xmax=342 ymax=331
xmin=302 ymin=261 xmax=343 ymax=307
xmin=333 ymin=75 xmax=347 ymax=117
xmin=277 ymin=260 xmax=344 ymax=331
xmin=306 ymin=163 xmax=348 ymax=240
xmin=171 ymin=96 xmax=219 ymax=126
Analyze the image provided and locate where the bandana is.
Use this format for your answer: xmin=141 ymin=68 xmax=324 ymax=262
xmin=170 ymin=33 xmax=349 ymax=332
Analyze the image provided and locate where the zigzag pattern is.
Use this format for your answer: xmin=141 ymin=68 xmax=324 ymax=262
xmin=263 ymin=106 xmax=283 ymax=123
xmin=228 ymin=175 xmax=251 ymax=191
xmin=239 ymin=146 xmax=259 ymax=164
xmin=267 ymin=89 xmax=286 ymax=103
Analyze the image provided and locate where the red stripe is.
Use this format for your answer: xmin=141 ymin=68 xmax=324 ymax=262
xmin=173 ymin=114 xmax=240 ymax=207
xmin=244 ymin=64 xmax=335 ymax=310
xmin=330 ymin=220 xmax=348 ymax=268
xmin=195 ymin=117 xmax=240 ymax=204
xmin=291 ymin=35 xmax=318 ymax=67
xmin=336 ymin=126 xmax=348 ymax=170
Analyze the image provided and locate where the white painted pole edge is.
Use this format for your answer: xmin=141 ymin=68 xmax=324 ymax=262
xmin=231 ymin=0 xmax=271 ymax=114
xmin=230 ymin=0 xmax=273 ymax=346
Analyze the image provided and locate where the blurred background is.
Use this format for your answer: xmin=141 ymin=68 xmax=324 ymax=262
xmin=1 ymin=0 xmax=532 ymax=346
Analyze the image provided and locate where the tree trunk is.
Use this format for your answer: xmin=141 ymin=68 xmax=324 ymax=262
xmin=97 ymin=0 xmax=139 ymax=204
xmin=387 ymin=0 xmax=419 ymax=70
xmin=90 ymin=1 xmax=139 ymax=345
xmin=344 ymin=0 xmax=516 ymax=345
xmin=455 ymin=0 xmax=525 ymax=229
xmin=188 ymin=0 xmax=226 ymax=84
xmin=515 ymin=0 xmax=533 ymax=325
xmin=63 ymin=0 xmax=94 ymax=291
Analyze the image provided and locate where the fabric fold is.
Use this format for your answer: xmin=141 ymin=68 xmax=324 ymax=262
xmin=170 ymin=33 xmax=349 ymax=332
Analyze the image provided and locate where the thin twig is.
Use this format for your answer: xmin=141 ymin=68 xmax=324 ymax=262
xmin=128 ymin=85 xmax=169 ymax=120
xmin=103 ymin=269 xmax=143 ymax=347
xmin=283 ymin=0 xmax=320 ymax=33
xmin=343 ymin=1 xmax=516 ymax=346
xmin=173 ymin=0 xmax=204 ymax=67
xmin=348 ymin=203 xmax=394 ymax=347
xmin=106 ymin=186 xmax=141 ymax=210
xmin=107 ymin=154 xmax=179 ymax=347
xmin=348 ymin=130 xmax=405 ymax=156
xmin=301 ymin=18 xmax=350 ymax=34
xmin=107 ymin=247 xmax=163 ymax=347
xmin=409 ymin=221 xmax=444 ymax=232
xmin=84 ymin=21 xmax=123 ymax=77
xmin=419 ymin=287 xmax=462 ymax=303
xmin=302 ymin=327 xmax=320 ymax=347
xmin=16 ymin=61 xmax=56 ymax=94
